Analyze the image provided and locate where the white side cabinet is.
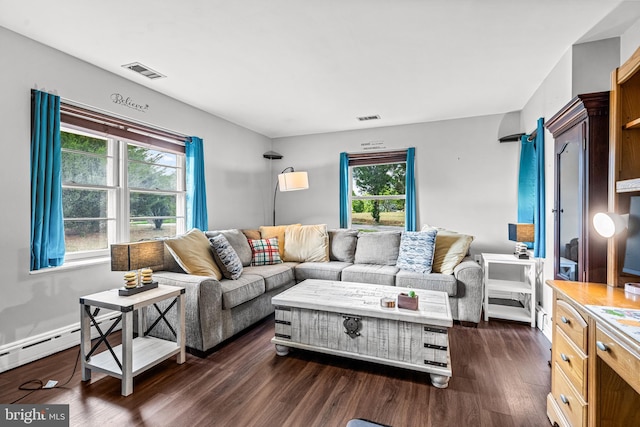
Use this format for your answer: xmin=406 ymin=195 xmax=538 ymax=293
xmin=482 ymin=253 xmax=537 ymax=327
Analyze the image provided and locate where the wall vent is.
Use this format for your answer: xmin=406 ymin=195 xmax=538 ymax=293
xmin=357 ymin=115 xmax=381 ymax=121
xmin=122 ymin=62 xmax=166 ymax=80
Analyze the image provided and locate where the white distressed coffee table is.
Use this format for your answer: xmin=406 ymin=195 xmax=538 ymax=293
xmin=271 ymin=279 xmax=453 ymax=388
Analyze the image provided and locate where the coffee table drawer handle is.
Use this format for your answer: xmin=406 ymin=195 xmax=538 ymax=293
xmin=343 ymin=316 xmax=362 ymax=338
xmin=424 ymin=343 xmax=447 ymax=351
xmin=424 ymin=360 xmax=447 ymax=368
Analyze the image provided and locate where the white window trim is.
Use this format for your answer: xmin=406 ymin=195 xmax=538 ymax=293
xmin=348 ymin=161 xmax=407 ymax=230
xmin=60 ymin=127 xmax=186 ymax=263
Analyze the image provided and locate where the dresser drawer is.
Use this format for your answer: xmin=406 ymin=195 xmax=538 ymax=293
xmin=553 ymin=327 xmax=587 ymax=398
xmin=555 ymin=299 xmax=588 ymax=353
xmin=552 ymin=363 xmax=587 ymax=427
xmin=546 ymin=393 xmax=570 ymax=427
xmin=595 ymin=325 xmax=640 ymax=395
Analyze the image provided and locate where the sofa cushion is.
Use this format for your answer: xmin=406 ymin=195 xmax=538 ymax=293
xmin=284 ymin=224 xmax=329 ymax=262
xmin=295 ymin=261 xmax=352 ymax=282
xmin=395 ymin=270 xmax=457 ymax=296
xmin=206 ymin=229 xmax=253 ymax=267
xmin=243 ymin=263 xmax=295 ymax=292
xmin=341 ymin=264 xmax=399 ymax=286
xmin=259 ymin=224 xmax=301 ymax=260
xmin=209 ymin=234 xmax=243 ymax=280
xmin=329 ymin=229 xmax=358 ymax=263
xmin=164 ymin=229 xmax=222 ymax=279
xmin=354 ymin=231 xmax=401 ymax=265
xmin=248 ymin=237 xmax=283 ymax=266
xmin=422 ymin=226 xmax=474 ymax=274
xmin=219 ymin=274 xmax=266 ymax=309
xmin=242 ymin=229 xmax=261 ymax=241
xmin=396 ymin=229 xmax=437 ymax=274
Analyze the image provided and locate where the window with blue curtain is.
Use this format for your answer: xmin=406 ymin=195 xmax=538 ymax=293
xmin=30 ymin=91 xmax=203 ymax=268
xmin=339 ymin=148 xmax=416 ymax=231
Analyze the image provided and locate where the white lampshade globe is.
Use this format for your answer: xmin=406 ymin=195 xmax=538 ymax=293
xmin=593 ymin=212 xmax=628 ymax=238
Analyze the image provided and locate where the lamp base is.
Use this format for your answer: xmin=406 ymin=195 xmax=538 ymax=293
xmin=119 ymin=281 xmax=158 ymax=296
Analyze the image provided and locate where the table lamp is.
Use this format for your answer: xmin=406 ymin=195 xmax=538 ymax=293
xmin=111 ymin=240 xmax=164 ymax=287
xmin=508 ymin=223 xmax=534 ymax=259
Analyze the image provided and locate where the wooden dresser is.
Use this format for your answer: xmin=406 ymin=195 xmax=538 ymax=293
xmin=546 ymin=280 xmax=640 ymax=426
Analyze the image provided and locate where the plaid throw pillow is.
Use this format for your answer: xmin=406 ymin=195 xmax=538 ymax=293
xmin=248 ymin=237 xmax=282 ymax=266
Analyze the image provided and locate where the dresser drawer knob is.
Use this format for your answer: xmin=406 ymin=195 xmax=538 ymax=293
xmin=560 ymin=394 xmax=569 ymax=405
xmin=596 ymin=341 xmax=608 ymax=352
xmin=560 ymin=353 xmax=569 ymax=362
xmin=560 ymin=316 xmax=570 ymax=324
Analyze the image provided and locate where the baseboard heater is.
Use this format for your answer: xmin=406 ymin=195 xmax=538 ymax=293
xmin=0 ymin=312 xmax=122 ymax=373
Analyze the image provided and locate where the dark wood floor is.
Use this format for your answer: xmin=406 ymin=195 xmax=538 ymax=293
xmin=0 ymin=316 xmax=551 ymax=427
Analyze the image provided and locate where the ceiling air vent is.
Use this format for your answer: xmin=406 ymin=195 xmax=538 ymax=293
xmin=122 ymin=62 xmax=166 ymax=80
xmin=357 ymin=115 xmax=381 ymax=121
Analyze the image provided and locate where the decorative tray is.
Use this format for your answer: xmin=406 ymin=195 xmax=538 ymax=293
xmin=119 ymin=281 xmax=158 ymax=296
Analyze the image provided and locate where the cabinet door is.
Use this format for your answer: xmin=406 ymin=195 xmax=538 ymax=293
xmin=554 ymin=124 xmax=584 ymax=281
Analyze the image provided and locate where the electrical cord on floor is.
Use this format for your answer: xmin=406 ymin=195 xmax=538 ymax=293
xmin=11 ymin=348 xmax=81 ymax=404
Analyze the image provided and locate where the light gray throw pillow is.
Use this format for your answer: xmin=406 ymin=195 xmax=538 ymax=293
xmin=329 ymin=229 xmax=358 ymax=263
xmin=205 ymin=229 xmax=253 ymax=267
xmin=354 ymin=231 xmax=401 ymax=265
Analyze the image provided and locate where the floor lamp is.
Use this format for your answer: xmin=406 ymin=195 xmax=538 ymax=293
xmin=273 ymin=167 xmax=309 ymax=225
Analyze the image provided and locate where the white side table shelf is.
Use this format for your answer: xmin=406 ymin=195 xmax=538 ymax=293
xmin=482 ymin=253 xmax=537 ymax=327
xmin=80 ymin=284 xmax=186 ymax=396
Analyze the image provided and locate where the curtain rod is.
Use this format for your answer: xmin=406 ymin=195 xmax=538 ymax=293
xmin=527 ymin=128 xmax=537 ymax=142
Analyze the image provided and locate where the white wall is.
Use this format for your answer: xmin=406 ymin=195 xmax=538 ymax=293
xmin=273 ymin=114 xmax=521 ymax=256
xmin=0 ymin=27 xmax=272 ymax=351
xmin=572 ymin=38 xmax=620 ymax=96
xmin=621 ymin=18 xmax=640 ymax=62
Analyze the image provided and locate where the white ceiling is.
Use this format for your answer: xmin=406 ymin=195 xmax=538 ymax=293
xmin=2 ymin=0 xmax=640 ymax=138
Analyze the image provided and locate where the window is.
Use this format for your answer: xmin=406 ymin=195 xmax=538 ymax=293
xmin=60 ymin=103 xmax=186 ymax=260
xmin=347 ymin=150 xmax=408 ymax=231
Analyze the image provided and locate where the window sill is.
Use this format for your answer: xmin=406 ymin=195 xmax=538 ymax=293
xmin=29 ymin=256 xmax=111 ymax=275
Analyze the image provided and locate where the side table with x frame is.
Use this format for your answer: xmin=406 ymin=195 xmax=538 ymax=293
xmin=79 ymin=284 xmax=185 ymax=396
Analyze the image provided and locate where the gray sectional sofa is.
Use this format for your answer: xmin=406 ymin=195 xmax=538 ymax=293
xmin=138 ymin=227 xmax=484 ymax=356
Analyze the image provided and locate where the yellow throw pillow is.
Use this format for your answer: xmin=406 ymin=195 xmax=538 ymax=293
xmin=164 ymin=229 xmax=222 ymax=279
xmin=431 ymin=230 xmax=474 ymax=275
xmin=284 ymin=224 xmax=329 ymax=262
xmin=259 ymin=224 xmax=301 ymax=261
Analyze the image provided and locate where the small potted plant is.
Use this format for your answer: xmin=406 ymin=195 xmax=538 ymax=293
xmin=397 ymin=290 xmax=419 ymax=310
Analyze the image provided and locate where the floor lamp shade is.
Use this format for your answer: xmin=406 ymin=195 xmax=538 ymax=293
xmin=278 ymin=171 xmax=309 ymax=191
xmin=273 ymin=168 xmax=309 ymax=225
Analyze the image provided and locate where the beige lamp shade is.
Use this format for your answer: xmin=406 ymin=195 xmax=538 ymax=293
xmin=110 ymin=240 xmax=165 ymax=271
xmin=508 ymin=223 xmax=535 ymax=242
xmin=278 ymin=171 xmax=309 ymax=192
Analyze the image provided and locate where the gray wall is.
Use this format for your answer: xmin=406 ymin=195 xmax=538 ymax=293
xmin=272 ymin=114 xmax=521 ymax=256
xmin=0 ymin=26 xmax=272 ymax=347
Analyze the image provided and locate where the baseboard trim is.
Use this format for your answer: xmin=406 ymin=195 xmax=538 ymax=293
xmin=0 ymin=312 xmax=122 ymax=373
